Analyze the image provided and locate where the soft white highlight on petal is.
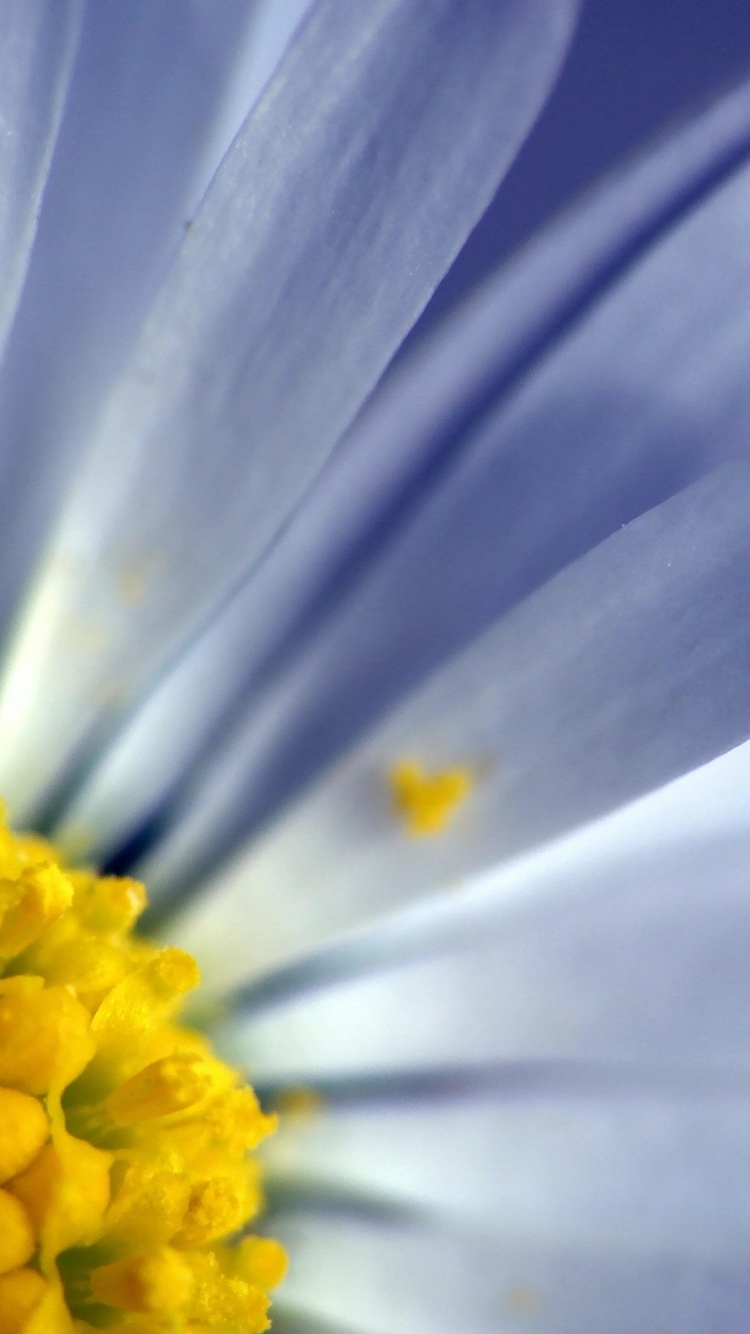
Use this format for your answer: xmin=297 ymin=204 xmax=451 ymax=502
xmin=263 ymin=1094 xmax=750 ymax=1260
xmin=247 ymin=752 xmax=750 ymax=1333
xmin=0 ymin=0 xmax=577 ymax=821
xmin=212 ymin=738 xmax=750 ymax=1014
xmin=271 ymin=1205 xmax=750 ymax=1334
xmin=275 ymin=1214 xmax=750 ymax=1334
xmin=171 ymin=732 xmax=750 ymax=1001
xmin=0 ymin=0 xmax=81 ymax=355
xmin=275 ymin=1216 xmax=502 ymax=1334
xmin=225 ymin=823 xmax=750 ymax=1079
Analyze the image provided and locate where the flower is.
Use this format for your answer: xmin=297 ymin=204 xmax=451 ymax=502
xmin=0 ymin=1 xmax=749 ymax=1331
xmin=0 ymin=814 xmax=289 ymax=1329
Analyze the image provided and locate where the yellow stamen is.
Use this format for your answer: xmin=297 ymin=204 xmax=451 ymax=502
xmin=0 ymin=862 xmax=72 ymax=958
xmin=0 ymin=1268 xmax=48 ymax=1334
xmin=174 ymin=1173 xmax=249 ymax=1247
xmin=90 ymin=1247 xmax=194 ymax=1312
xmin=0 ymin=1086 xmax=49 ymax=1181
xmin=73 ymin=872 xmax=147 ymax=933
xmin=106 ymin=1053 xmax=220 ymax=1125
xmin=389 ymin=759 xmax=473 ymax=835
xmin=232 ymin=1235 xmax=289 ymax=1290
xmin=9 ymin=1132 xmax=112 ymax=1262
xmin=201 ymin=1084 xmax=278 ymax=1154
xmin=13 ymin=1284 xmax=72 ymax=1334
xmin=0 ymin=810 xmax=282 ymax=1331
xmin=0 ymin=1188 xmax=35 ymax=1272
xmin=189 ymin=1250 xmax=271 ymax=1328
xmin=0 ymin=978 xmax=94 ymax=1095
xmin=100 ymin=1156 xmax=191 ymax=1252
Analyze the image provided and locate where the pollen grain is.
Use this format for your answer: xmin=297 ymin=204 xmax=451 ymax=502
xmin=389 ymin=759 xmax=473 ymax=836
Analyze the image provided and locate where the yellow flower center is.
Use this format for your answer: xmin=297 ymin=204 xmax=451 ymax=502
xmin=0 ymin=809 xmax=285 ymax=1332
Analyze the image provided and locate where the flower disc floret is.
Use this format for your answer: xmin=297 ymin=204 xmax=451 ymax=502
xmin=0 ymin=810 xmax=284 ymax=1331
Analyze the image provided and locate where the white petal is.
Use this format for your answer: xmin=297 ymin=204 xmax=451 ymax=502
xmin=184 ymin=0 xmax=317 ymax=210
xmin=270 ymin=1209 xmax=750 ymax=1334
xmin=190 ymin=737 xmax=750 ymax=1007
xmin=0 ymin=0 xmax=577 ymax=821
xmin=222 ymin=822 xmax=750 ymax=1078
xmin=244 ymin=758 xmax=750 ymax=1332
xmin=55 ymin=72 xmax=750 ymax=864
xmin=0 ymin=0 xmax=81 ymax=354
xmin=261 ymin=1093 xmax=750 ymax=1259
xmin=0 ymin=0 xmax=279 ymax=652
xmin=275 ymin=1215 xmax=497 ymax=1334
xmin=155 ymin=464 xmax=750 ymax=977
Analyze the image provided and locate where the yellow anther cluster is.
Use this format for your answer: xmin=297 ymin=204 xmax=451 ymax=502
xmin=389 ymin=760 xmax=473 ymax=835
xmin=0 ymin=811 xmax=284 ymax=1332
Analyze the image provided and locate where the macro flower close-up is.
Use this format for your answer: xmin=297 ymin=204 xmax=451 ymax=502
xmin=4 ymin=0 xmax=750 ymax=1329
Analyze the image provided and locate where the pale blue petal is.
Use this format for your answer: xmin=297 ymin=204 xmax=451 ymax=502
xmin=192 ymin=739 xmax=750 ymax=1005
xmin=0 ymin=0 xmax=577 ymax=822
xmin=55 ymin=73 xmax=750 ymax=866
xmin=186 ymin=0 xmax=316 ymax=208
xmin=221 ymin=823 xmax=750 ymax=1078
xmin=148 ymin=464 xmax=750 ymax=966
xmin=269 ymin=1208 xmax=750 ymax=1334
xmin=0 ymin=0 xmax=281 ymax=652
xmin=260 ymin=1093 xmax=750 ymax=1258
xmin=235 ymin=763 xmax=750 ymax=1331
xmin=0 ymin=0 xmax=81 ymax=355
xmin=196 ymin=739 xmax=750 ymax=1006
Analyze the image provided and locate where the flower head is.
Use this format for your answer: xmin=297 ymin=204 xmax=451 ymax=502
xmin=0 ymin=812 xmax=283 ymax=1330
xmin=0 ymin=1 xmax=748 ymax=1331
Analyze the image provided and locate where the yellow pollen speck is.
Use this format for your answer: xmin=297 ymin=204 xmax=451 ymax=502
xmin=0 ymin=810 xmax=282 ymax=1331
xmin=273 ymin=1085 xmax=325 ymax=1121
xmin=117 ymin=566 xmax=148 ymax=607
xmin=389 ymin=759 xmax=473 ymax=835
xmin=95 ymin=677 xmax=128 ymax=710
xmin=116 ymin=549 xmax=165 ymax=608
xmin=507 ymin=1285 xmax=541 ymax=1314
